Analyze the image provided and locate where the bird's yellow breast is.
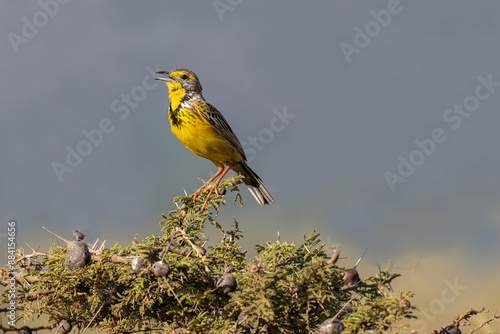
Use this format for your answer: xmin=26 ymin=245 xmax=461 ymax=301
xmin=163 ymin=81 xmax=241 ymax=166
xmin=169 ymin=106 xmax=239 ymax=166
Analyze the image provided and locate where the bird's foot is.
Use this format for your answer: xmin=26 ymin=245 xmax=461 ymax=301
xmin=200 ymin=183 xmax=220 ymax=211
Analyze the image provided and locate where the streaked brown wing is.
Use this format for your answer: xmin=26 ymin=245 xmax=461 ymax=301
xmin=194 ymin=102 xmax=247 ymax=161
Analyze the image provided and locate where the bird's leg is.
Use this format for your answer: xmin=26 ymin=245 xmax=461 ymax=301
xmin=201 ymin=165 xmax=232 ymax=211
xmin=191 ymin=166 xmax=224 ymax=201
xmin=211 ymin=164 xmax=233 ymax=195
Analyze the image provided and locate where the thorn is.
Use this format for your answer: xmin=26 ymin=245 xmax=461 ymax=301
xmin=42 ymin=226 xmax=70 ymax=244
xmin=183 ymin=188 xmax=188 ymax=196
xmin=99 ymin=240 xmax=106 ymax=251
xmin=277 ymin=231 xmax=280 ymax=243
xmin=92 ymin=238 xmax=99 ymax=250
xmin=354 ymin=248 xmax=368 ymax=269
xmin=24 ymin=241 xmax=35 ymax=252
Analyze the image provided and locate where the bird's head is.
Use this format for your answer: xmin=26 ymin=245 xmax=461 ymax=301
xmin=154 ymin=69 xmax=202 ymax=94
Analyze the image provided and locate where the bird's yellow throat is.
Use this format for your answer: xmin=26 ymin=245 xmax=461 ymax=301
xmin=165 ymin=81 xmax=185 ymax=110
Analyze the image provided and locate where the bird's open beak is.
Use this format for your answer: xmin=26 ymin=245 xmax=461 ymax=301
xmin=154 ymin=71 xmax=174 ymax=82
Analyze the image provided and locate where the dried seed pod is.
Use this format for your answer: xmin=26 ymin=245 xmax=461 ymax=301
xmin=65 ymin=240 xmax=91 ymax=270
xmin=131 ymin=257 xmax=145 ymax=273
xmin=146 ymin=247 xmax=159 ymax=261
xmin=56 ymin=320 xmax=72 ymax=334
xmin=319 ymin=318 xmax=344 ymax=334
xmin=343 ymin=268 xmax=360 ymax=286
xmin=72 ymin=230 xmax=85 ymax=241
xmin=152 ymin=260 xmax=171 ymax=278
xmin=326 ymin=249 xmax=340 ymax=265
xmin=214 ymin=273 xmax=237 ymax=295
xmin=439 ymin=325 xmax=461 ymax=334
xmin=18 ymin=326 xmax=32 ymax=334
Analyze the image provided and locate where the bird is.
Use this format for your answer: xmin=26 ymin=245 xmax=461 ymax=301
xmin=154 ymin=68 xmax=274 ymax=208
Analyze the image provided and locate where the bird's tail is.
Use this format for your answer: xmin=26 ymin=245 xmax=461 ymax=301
xmin=234 ymin=162 xmax=275 ymax=206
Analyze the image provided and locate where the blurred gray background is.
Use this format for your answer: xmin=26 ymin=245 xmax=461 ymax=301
xmin=1 ymin=1 xmax=499 ymax=331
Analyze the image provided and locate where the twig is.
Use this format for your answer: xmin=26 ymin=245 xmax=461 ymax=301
xmin=82 ymin=303 xmax=104 ymax=334
xmin=42 ymin=226 xmax=70 ymax=244
xmin=174 ymin=226 xmax=214 ymax=287
xmin=453 ymin=307 xmax=486 ymax=327
xmin=121 ymin=326 xmax=169 ymax=334
xmin=15 ymin=250 xmax=51 ymax=264
xmin=331 ymin=293 xmax=359 ymax=321
xmin=89 ymin=253 xmax=132 ymax=264
xmin=0 ymin=324 xmax=53 ymax=332
xmin=340 ymin=282 xmax=379 ymax=292
xmin=24 ymin=289 xmax=56 ymax=300
xmin=163 ymin=277 xmax=183 ymax=308
xmin=470 ymin=310 xmax=500 ymax=334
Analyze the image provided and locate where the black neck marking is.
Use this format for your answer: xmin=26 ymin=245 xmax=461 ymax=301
xmin=169 ymin=103 xmax=182 ymax=127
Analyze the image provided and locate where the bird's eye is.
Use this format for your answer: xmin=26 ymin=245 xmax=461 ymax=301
xmin=181 ymin=74 xmax=188 ymax=80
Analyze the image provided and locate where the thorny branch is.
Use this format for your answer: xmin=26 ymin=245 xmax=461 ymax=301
xmin=470 ymin=310 xmax=500 ymax=334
